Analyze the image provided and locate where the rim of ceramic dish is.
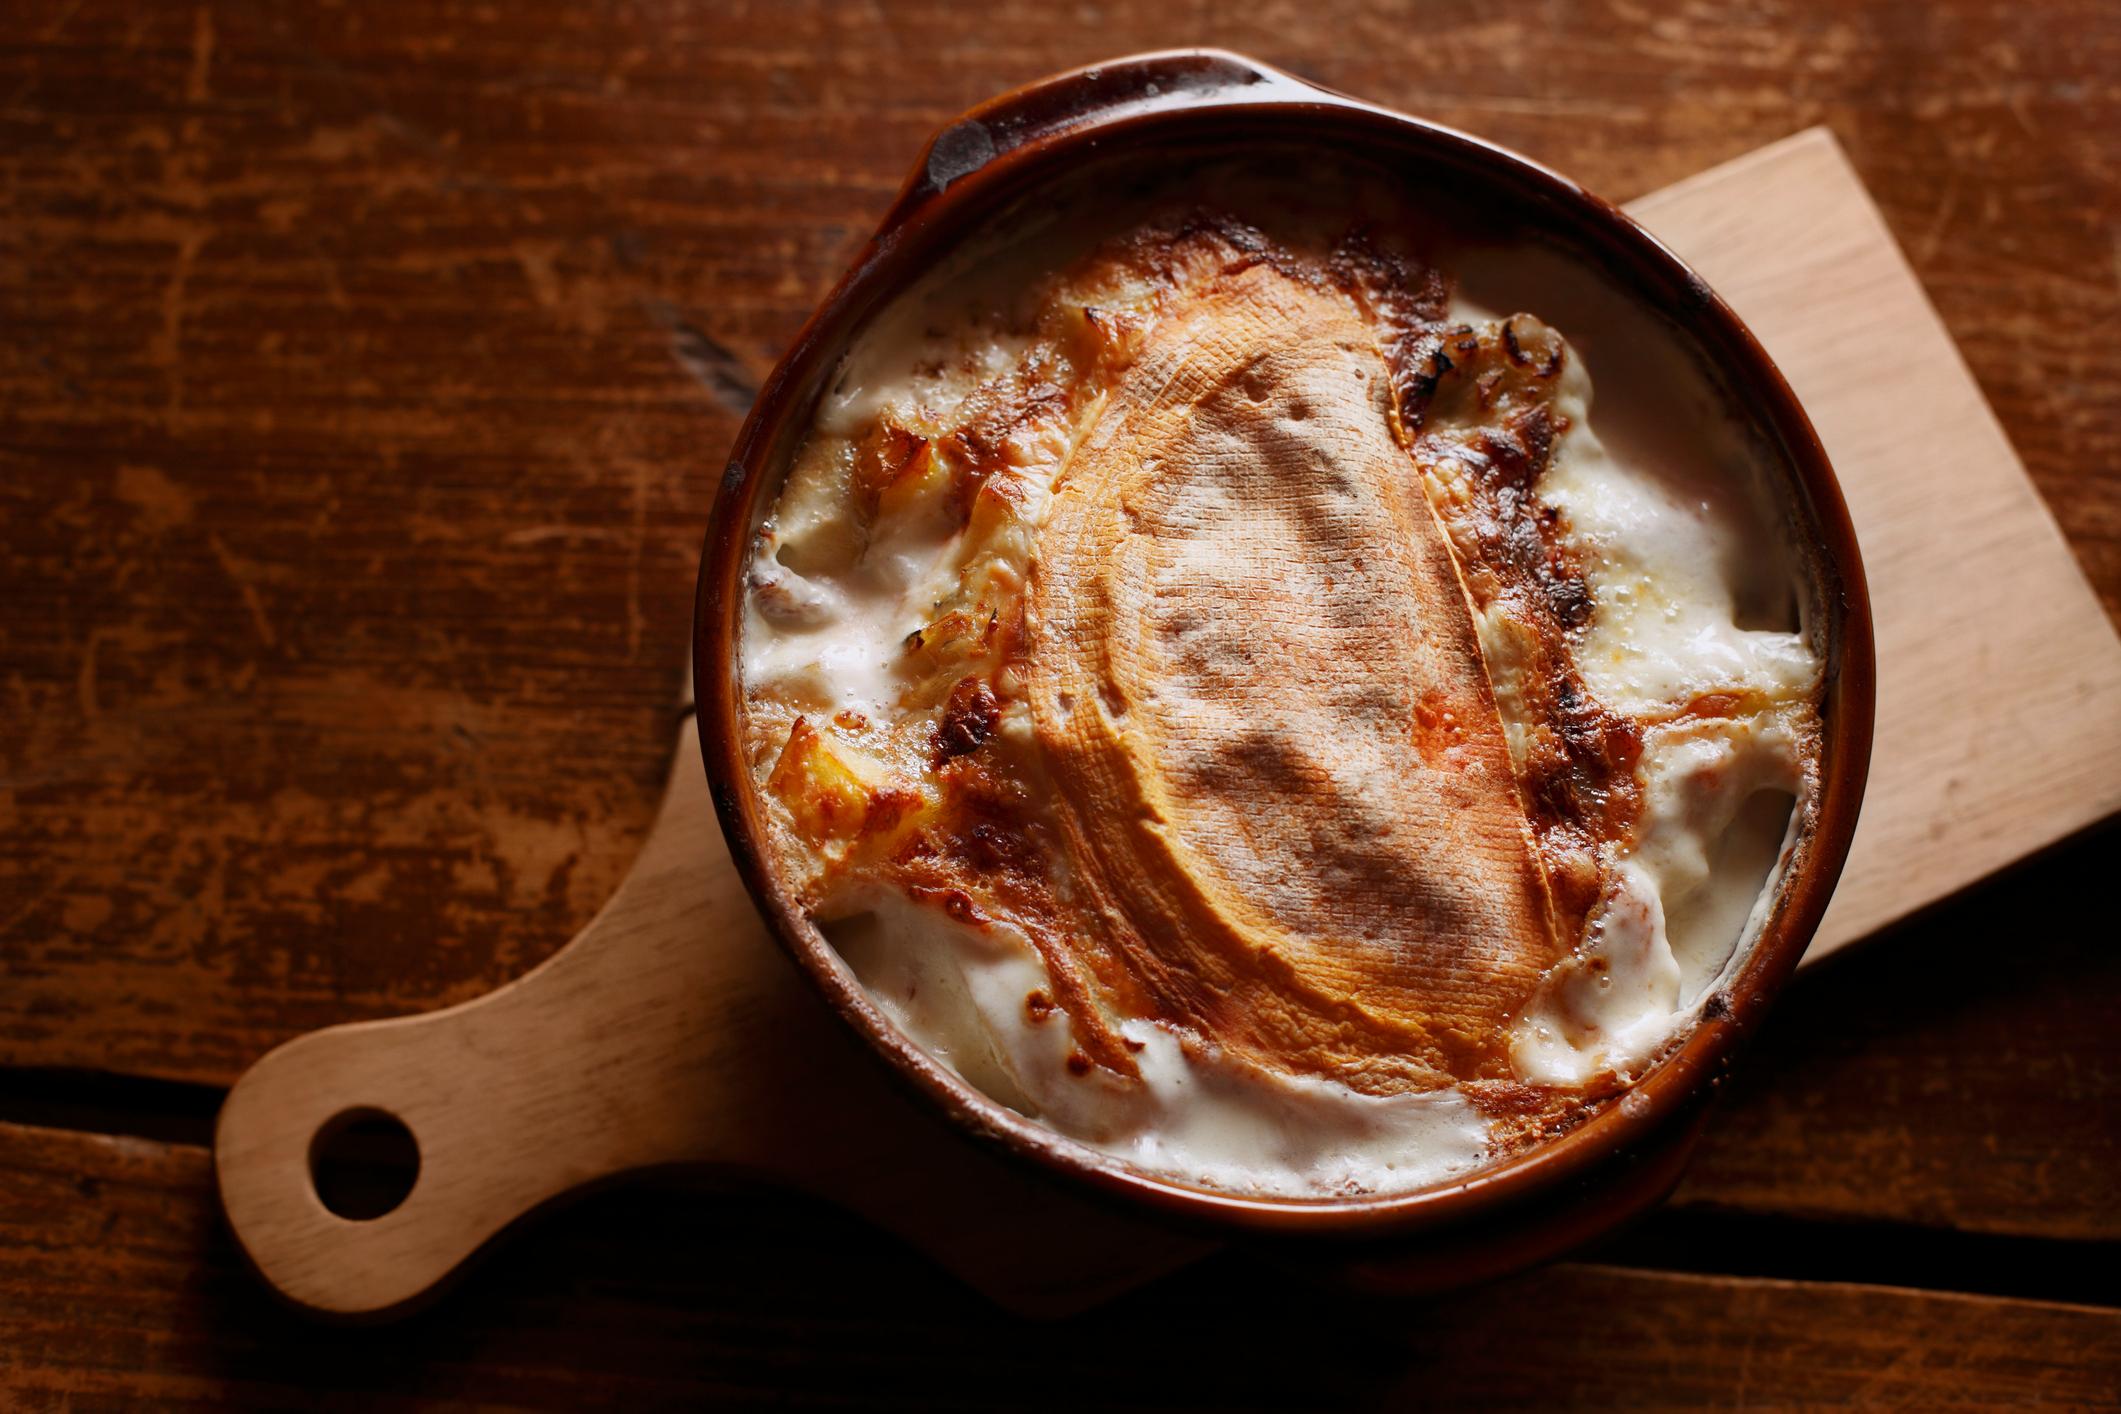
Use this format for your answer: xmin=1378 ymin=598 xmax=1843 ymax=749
xmin=694 ymin=49 xmax=1876 ymax=1238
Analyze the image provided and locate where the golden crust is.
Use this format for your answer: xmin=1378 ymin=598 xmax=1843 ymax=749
xmin=1025 ymin=259 xmax=1562 ymax=1095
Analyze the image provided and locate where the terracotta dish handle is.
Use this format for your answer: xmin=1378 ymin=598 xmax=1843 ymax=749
xmin=872 ymin=50 xmax=1334 ymax=234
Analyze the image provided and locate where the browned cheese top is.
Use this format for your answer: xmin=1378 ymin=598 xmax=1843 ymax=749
xmin=1027 ymin=259 xmax=1561 ymax=1094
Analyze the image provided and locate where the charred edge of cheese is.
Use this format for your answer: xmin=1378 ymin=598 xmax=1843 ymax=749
xmin=738 ymin=206 xmax=1822 ymax=1196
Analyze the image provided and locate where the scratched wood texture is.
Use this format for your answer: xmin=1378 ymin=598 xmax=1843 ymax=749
xmin=2 ymin=0 xmax=2119 ymax=1403
xmin=5 ymin=1121 xmax=2118 ymax=1410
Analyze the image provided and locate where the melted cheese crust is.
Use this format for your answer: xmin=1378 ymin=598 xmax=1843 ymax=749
xmin=740 ymin=192 xmax=1820 ymax=1196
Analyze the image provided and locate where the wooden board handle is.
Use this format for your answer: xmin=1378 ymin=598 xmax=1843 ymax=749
xmin=215 ymin=724 xmax=1209 ymax=1318
xmin=214 ymin=726 xmax=753 ymax=1317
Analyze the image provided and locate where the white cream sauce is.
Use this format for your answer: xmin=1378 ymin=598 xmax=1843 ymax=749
xmin=743 ymin=515 xmax=965 ymax=716
xmin=1449 ymin=270 xmax=1816 ymax=1084
xmin=830 ymin=890 xmax=1492 ymax=1196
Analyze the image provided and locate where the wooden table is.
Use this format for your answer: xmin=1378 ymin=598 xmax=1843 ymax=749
xmin=4 ymin=2 xmax=2117 ymax=1405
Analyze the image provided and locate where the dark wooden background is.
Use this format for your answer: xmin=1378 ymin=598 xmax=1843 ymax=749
xmin=3 ymin=1 xmax=2117 ymax=1406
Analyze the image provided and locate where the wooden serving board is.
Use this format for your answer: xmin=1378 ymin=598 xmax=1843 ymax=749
xmin=214 ymin=127 xmax=2121 ymax=1321
xmin=1629 ymin=129 xmax=2121 ymax=957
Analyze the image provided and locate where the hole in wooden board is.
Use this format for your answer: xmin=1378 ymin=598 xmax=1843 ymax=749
xmin=308 ymin=1108 xmax=420 ymax=1221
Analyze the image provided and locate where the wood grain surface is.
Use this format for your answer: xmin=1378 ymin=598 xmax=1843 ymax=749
xmin=3 ymin=0 xmax=2119 ymax=1404
xmin=7 ymin=1121 xmax=2118 ymax=1410
xmin=6 ymin=0 xmax=2118 ymax=1092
